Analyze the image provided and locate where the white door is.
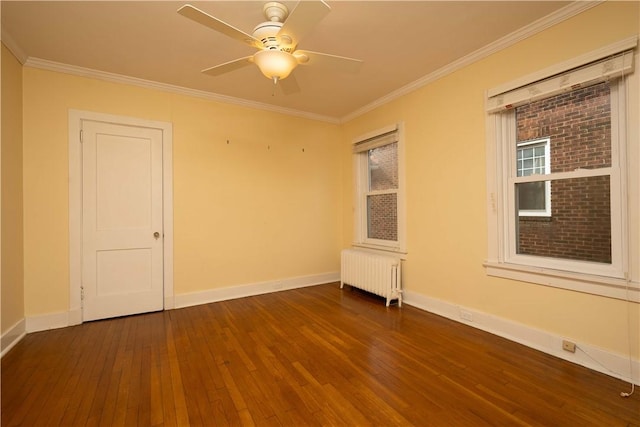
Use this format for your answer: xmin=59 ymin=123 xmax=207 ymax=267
xmin=82 ymin=120 xmax=164 ymax=321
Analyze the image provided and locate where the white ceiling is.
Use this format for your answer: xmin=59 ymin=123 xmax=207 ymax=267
xmin=2 ymin=1 xmax=572 ymax=121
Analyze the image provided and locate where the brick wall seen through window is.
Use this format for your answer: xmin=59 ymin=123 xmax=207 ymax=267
xmin=515 ymin=82 xmax=612 ymax=263
xmin=367 ymin=142 xmax=398 ymax=241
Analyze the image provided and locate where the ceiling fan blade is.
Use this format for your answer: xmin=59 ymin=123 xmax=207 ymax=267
xmin=279 ymin=73 xmax=301 ymax=95
xmin=295 ymin=50 xmax=363 ymax=74
xmin=278 ymin=1 xmax=330 ymax=50
xmin=178 ymin=4 xmax=261 ymax=49
xmin=202 ymin=56 xmax=254 ymax=77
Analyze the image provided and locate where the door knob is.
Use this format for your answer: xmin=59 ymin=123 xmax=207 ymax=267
xmin=153 ymin=231 xmax=160 ymax=239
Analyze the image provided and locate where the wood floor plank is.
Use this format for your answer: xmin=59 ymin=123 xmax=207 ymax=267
xmin=3 ymin=283 xmax=639 ymax=426
xmin=163 ymin=312 xmax=191 ymax=427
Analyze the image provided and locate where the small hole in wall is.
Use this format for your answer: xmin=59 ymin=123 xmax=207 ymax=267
xmin=302 ymin=148 xmax=305 ymax=153
xmin=226 ymin=140 xmax=230 ymax=144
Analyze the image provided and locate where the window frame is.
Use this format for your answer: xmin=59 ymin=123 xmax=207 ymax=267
xmin=353 ymin=123 xmax=407 ymax=255
xmin=484 ymin=39 xmax=638 ymax=302
xmin=516 ymin=137 xmax=551 ymax=217
xmin=504 ymin=83 xmax=621 ymax=277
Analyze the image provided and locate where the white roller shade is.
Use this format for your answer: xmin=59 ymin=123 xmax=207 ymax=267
xmin=353 ymin=128 xmax=398 ymax=153
xmin=487 ymin=49 xmax=634 ymax=113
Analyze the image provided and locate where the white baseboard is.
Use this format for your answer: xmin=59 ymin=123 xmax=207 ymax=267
xmin=174 ymin=271 xmax=340 ymax=309
xmin=1 ymin=318 xmax=26 ymax=357
xmin=164 ymin=296 xmax=175 ymax=310
xmin=26 ymin=310 xmax=77 ymax=333
xmin=22 ymin=273 xmax=339 ymax=332
xmin=404 ymin=290 xmax=640 ymax=385
xmin=68 ymin=308 xmax=82 ymax=326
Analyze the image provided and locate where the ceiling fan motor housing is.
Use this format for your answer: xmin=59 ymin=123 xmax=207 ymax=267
xmin=254 ymin=1 xmax=292 ymax=51
xmin=252 ymin=2 xmax=301 ymax=81
xmin=253 ymin=21 xmax=284 ymax=49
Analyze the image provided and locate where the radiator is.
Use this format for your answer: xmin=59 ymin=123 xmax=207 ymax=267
xmin=340 ymin=249 xmax=402 ymax=307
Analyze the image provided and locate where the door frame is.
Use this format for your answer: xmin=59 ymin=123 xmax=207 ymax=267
xmin=68 ymin=110 xmax=174 ymax=324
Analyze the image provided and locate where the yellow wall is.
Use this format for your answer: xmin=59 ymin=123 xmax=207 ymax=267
xmin=342 ymin=1 xmax=639 ymax=357
xmin=1 ymin=44 xmax=25 ymax=333
xmin=22 ymin=70 xmax=342 ymax=316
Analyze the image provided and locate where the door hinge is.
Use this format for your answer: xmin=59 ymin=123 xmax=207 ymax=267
xmin=80 ymin=129 xmax=83 ymax=143
xmin=81 ymin=286 xmax=84 ymax=301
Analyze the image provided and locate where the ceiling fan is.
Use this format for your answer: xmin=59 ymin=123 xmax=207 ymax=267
xmin=177 ymin=1 xmax=363 ymax=91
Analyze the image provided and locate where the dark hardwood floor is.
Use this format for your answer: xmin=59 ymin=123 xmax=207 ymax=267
xmin=2 ymin=283 xmax=639 ymax=426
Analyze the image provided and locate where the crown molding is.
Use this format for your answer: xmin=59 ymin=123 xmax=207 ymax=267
xmin=9 ymin=0 xmax=603 ymax=126
xmin=340 ymin=0 xmax=603 ymax=124
xmin=1 ymin=28 xmax=28 ymax=64
xmin=23 ymin=57 xmax=340 ymax=124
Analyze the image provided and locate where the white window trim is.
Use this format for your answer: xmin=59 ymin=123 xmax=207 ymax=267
xmin=352 ymin=123 xmax=407 ymax=256
xmin=485 ymin=39 xmax=639 ymax=302
xmin=516 ymin=137 xmax=551 ymax=217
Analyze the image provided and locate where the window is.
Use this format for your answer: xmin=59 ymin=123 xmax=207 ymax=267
xmin=516 ymin=138 xmax=550 ymax=216
xmin=353 ymin=124 xmax=406 ymax=253
xmin=515 ymin=84 xmax=612 ymax=263
xmin=485 ymin=40 xmax=638 ymax=300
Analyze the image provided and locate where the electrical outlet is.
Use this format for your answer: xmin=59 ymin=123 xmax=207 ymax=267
xmin=562 ymin=340 xmax=576 ymax=353
xmin=460 ymin=310 xmax=473 ymax=322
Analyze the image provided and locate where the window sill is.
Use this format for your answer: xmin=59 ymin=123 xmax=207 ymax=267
xmin=483 ymin=261 xmax=639 ymax=302
xmin=352 ymin=243 xmax=407 ymax=260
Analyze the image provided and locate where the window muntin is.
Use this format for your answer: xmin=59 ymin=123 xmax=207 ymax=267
xmin=517 ymin=141 xmax=547 ymax=177
xmin=516 ymin=138 xmax=550 ymax=216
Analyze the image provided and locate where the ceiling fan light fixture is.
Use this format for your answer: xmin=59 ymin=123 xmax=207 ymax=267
xmin=253 ymin=50 xmax=298 ymax=81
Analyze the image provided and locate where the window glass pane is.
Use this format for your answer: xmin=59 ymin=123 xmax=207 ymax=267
xmin=517 ymin=181 xmax=546 ymax=211
xmin=367 ymin=193 xmax=397 ymax=241
xmin=517 ymin=141 xmax=547 ymax=177
xmin=369 ymin=143 xmax=398 ymax=191
xmin=516 ymin=82 xmax=611 ymax=171
xmin=516 ymin=176 xmax=611 ymax=264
